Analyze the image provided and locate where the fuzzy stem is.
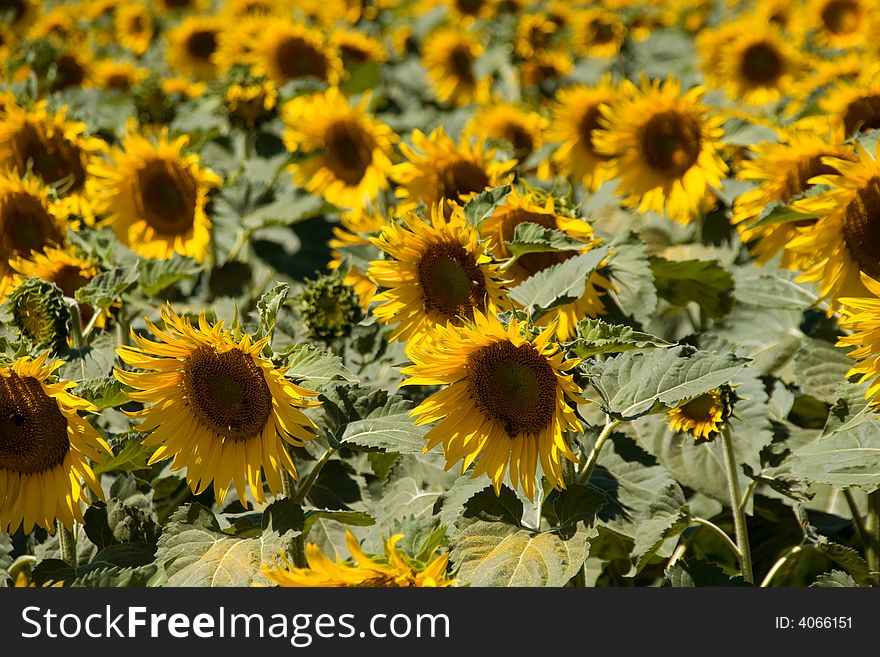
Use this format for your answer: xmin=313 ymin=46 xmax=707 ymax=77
xmin=691 ymin=516 xmax=742 ymax=561
xmin=68 ymin=301 xmax=85 ymax=349
xmin=576 ymin=416 xmax=621 ymax=486
xmin=720 ymin=426 xmax=754 ymax=584
xmin=58 ymin=521 xmax=76 ymax=567
xmin=866 ymin=490 xmax=880 ymax=575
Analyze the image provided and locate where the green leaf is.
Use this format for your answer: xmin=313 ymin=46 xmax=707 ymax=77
xmin=505 ymin=222 xmax=587 ymax=258
xmin=666 ymin=558 xmax=745 ymax=587
xmin=75 ymin=376 xmax=131 ymax=410
xmin=650 ymin=257 xmax=734 ymax=318
xmin=794 ymin=338 xmax=854 ymax=404
xmin=584 ymin=345 xmax=748 ymax=420
xmin=462 ymin=485 xmax=523 ymax=526
xmin=71 ymin=565 xmax=161 ymax=587
xmin=450 ymin=518 xmax=594 ymax=587
xmin=94 ymin=432 xmax=154 ymax=475
xmin=323 ymin=384 xmax=428 ymax=454
xmin=83 ymin=499 xmax=160 ymax=549
xmin=256 ymin=282 xmax=289 ymax=340
xmin=242 ymin=186 xmax=329 ymax=229
xmin=281 ymin=343 xmax=357 ymax=388
xmin=463 ymin=184 xmax=511 ymax=225
xmin=605 ymin=233 xmax=658 ymax=326
xmin=74 ymin=266 xmax=139 ymax=310
xmin=58 ymin=331 xmax=119 ymax=382
xmin=0 ymin=533 xmax=12 ymax=576
xmin=733 ymin=268 xmax=819 ymax=311
xmin=136 ymin=254 xmax=201 ymax=297
xmin=811 ymin=570 xmax=862 ymax=588
xmin=570 ymin=319 xmax=672 ymax=358
xmin=791 ymin=424 xmax=880 ymax=492
xmin=721 ymin=117 xmax=780 ymax=147
xmin=436 ymin=477 xmax=498 ymax=530
xmin=552 ymin=485 xmax=606 ymax=536
xmin=303 ymin=510 xmax=375 ymax=539
xmin=508 ymin=245 xmax=612 ymax=311
xmin=749 ymin=202 xmax=818 ymax=229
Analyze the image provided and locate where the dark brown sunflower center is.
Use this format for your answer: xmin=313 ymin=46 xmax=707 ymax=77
xmin=135 ymin=159 xmax=198 ymax=235
xmin=417 ymin=240 xmax=487 ymax=320
xmin=0 ymin=373 xmax=70 ymax=474
xmin=186 ymin=29 xmax=218 ymax=61
xmin=526 ymin=26 xmax=548 ymax=50
xmin=51 ymin=54 xmax=86 ymax=92
xmin=740 ymin=42 xmax=784 ymax=86
xmin=435 ymin=159 xmax=490 ymax=203
xmin=128 ymin=14 xmax=145 ymax=33
xmin=275 ymin=36 xmax=329 ymax=82
xmin=821 ymin=0 xmax=861 ymax=34
xmin=501 ymin=123 xmax=534 ymax=159
xmin=466 ymin=340 xmax=557 ymax=437
xmin=843 ymin=94 xmax=880 ymax=136
xmin=0 ymin=0 xmax=25 ymax=24
xmin=182 ymin=346 xmax=273 ymax=442
xmin=52 ymin=264 xmax=89 ymax=298
xmin=842 ymin=176 xmax=880 ymax=280
xmin=589 ymin=18 xmax=616 ymax=45
xmin=323 ymin=119 xmax=375 ymax=186
xmin=577 ymin=104 xmax=610 ymax=158
xmin=14 ymin=123 xmax=86 ymax=192
xmin=163 ymin=0 xmax=195 ymax=9
xmin=679 ymin=393 xmax=718 ymax=421
xmin=340 ymin=44 xmax=370 ymax=64
xmin=0 ymin=192 xmax=63 ymax=258
xmin=780 ymin=155 xmax=837 ymax=201
xmin=640 ymin=110 xmax=702 ymax=177
xmin=455 ymin=0 xmax=484 ymax=17
xmin=448 ymin=45 xmax=475 ymax=85
xmin=106 ymin=73 xmax=133 ymax=90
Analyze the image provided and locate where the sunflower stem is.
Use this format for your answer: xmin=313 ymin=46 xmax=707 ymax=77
xmin=290 ymin=533 xmax=308 ymax=569
xmin=760 ymin=546 xmax=802 ymax=587
xmin=843 ymin=488 xmax=872 ymax=561
xmin=690 ymin=516 xmax=742 ymax=561
xmin=720 ymin=425 xmax=754 ymax=584
xmin=293 ymin=447 xmax=337 ymax=505
xmin=58 ymin=521 xmax=76 ymax=567
xmin=68 ymin=301 xmax=85 ymax=349
xmin=576 ymin=416 xmax=621 ymax=486
xmin=865 ymin=490 xmax=880 ymax=576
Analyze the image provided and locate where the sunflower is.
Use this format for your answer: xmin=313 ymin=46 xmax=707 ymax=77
xmin=330 ymin=28 xmax=387 ymax=69
xmin=594 ymin=76 xmax=727 ymax=224
xmin=152 ymin=0 xmax=210 ymax=16
xmin=7 ymin=245 xmax=106 ymax=329
xmin=281 ymin=88 xmax=396 ymax=211
xmin=515 ymin=13 xmax=559 ymax=58
xmin=755 ymin=0 xmax=805 ymax=35
xmin=712 ymin=24 xmax=802 ymax=106
xmin=250 ymin=19 xmax=342 ymax=87
xmin=0 ymin=174 xmax=68 ymax=295
xmin=161 ymin=76 xmax=206 ymax=99
xmin=328 ymin=207 xmax=386 ymax=308
xmin=403 ymin=311 xmax=582 ymax=500
xmin=166 ymin=16 xmax=226 ymax=81
xmin=572 ymin=8 xmax=627 ymax=59
xmin=786 ymin=52 xmax=861 ymax=119
xmin=786 ymin=142 xmax=880 ymax=308
xmin=479 ymin=186 xmax=612 ymax=340
xmin=91 ymin=59 xmax=149 ymax=92
xmin=520 ymin=49 xmax=573 ymax=92
xmin=422 ymin=28 xmax=491 ymax=107
xmin=225 ymin=80 xmax=277 ymax=127
xmin=368 ymin=202 xmax=507 ymax=342
xmin=838 ymin=274 xmax=880 ymax=405
xmin=548 ymin=76 xmax=618 ymax=192
xmin=0 ymin=353 xmax=112 ymax=534
xmin=807 ymin=0 xmax=873 ymax=49
xmin=696 ymin=17 xmax=757 ymax=88
xmin=262 ymin=530 xmax=454 ymax=587
xmin=87 ymin=128 xmax=221 ymax=263
xmin=732 ymin=128 xmax=854 ymax=268
xmin=391 ymin=127 xmax=516 ymax=212
xmin=441 ymin=0 xmax=495 ymax=23
xmin=666 ymin=388 xmax=729 ymax=441
xmin=27 ymin=5 xmax=78 ymax=43
xmin=0 ymin=0 xmax=38 ymax=35
xmin=464 ymin=102 xmax=548 ymax=167
xmin=115 ymin=304 xmax=322 ymax=506
xmin=114 ymin=2 xmax=153 ymax=56
xmin=220 ymin=0 xmax=277 ymax=18
xmin=818 ymin=66 xmax=880 ymax=138
xmin=212 ymin=15 xmax=266 ymax=75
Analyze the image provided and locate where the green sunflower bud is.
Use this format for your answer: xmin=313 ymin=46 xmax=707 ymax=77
xmin=298 ymin=272 xmax=362 ymax=340
xmin=8 ymin=278 xmax=71 ymax=350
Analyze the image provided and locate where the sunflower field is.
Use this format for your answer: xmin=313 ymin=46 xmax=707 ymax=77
xmin=2 ymin=0 xmax=880 ymax=591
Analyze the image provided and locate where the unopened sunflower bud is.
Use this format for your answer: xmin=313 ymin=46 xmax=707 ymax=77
xmin=299 ymin=272 xmax=362 ymax=339
xmin=8 ymin=278 xmax=70 ymax=351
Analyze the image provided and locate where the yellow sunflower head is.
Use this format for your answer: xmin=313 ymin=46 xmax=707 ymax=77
xmin=819 ymin=65 xmax=880 ymax=138
xmin=0 ymin=0 xmax=39 ymax=36
xmin=391 ymin=127 xmax=516 ymax=212
xmin=837 ymin=274 xmax=880 ymax=405
xmin=0 ymin=100 xmax=105 ymax=218
xmin=281 ymin=87 xmax=397 ymax=211
xmin=367 ymin=202 xmax=507 ymax=342
xmin=27 ymin=5 xmax=79 ymax=44
xmin=666 ymin=387 xmax=731 ymax=441
xmin=330 ymin=28 xmax=387 ymax=70
xmin=91 ymin=59 xmax=149 ymax=92
xmin=571 ymin=7 xmax=628 ymax=59
xmin=166 ymin=16 xmax=227 ymax=81
xmin=152 ymin=0 xmax=210 ymax=16
xmin=115 ymin=304 xmax=322 ymax=506
xmin=515 ymin=13 xmax=559 ymax=58
xmin=0 ymin=171 xmax=69 ymax=292
xmin=220 ymin=0 xmax=278 ymax=19
xmin=225 ymin=79 xmax=278 ymax=127
xmin=786 ymin=142 xmax=880 ymax=309
xmin=464 ymin=102 xmax=548 ymax=167
xmin=250 ymin=19 xmax=342 ymax=87
xmin=327 ymin=206 xmax=387 ymax=309
xmin=732 ymin=127 xmax=855 ymax=268
xmin=807 ymin=0 xmax=874 ymax=49
xmin=712 ymin=23 xmax=803 ymax=106
xmin=594 ymin=76 xmax=728 ymax=223
xmin=262 ymin=529 xmax=454 ymax=587
xmin=87 ymin=128 xmax=221 ymax=263
xmin=403 ymin=311 xmax=583 ymax=500
xmin=520 ymin=49 xmax=573 ymax=93
xmin=114 ymin=2 xmax=154 ymax=56
xmin=0 ymin=353 xmax=112 ymax=533
xmin=548 ymin=76 xmax=619 ymax=192
xmin=422 ymin=27 xmax=491 ymax=107
xmin=479 ymin=185 xmax=612 ymax=340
